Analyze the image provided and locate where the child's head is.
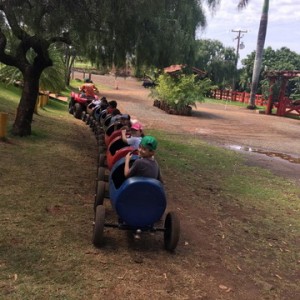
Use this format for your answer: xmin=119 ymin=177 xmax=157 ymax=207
xmin=120 ymin=114 xmax=131 ymax=127
xmin=138 ymin=135 xmax=157 ymax=158
xmin=108 ymin=100 xmax=117 ymax=108
xmin=111 ymin=109 xmax=121 ymax=116
xmin=130 ymin=122 xmax=143 ymax=136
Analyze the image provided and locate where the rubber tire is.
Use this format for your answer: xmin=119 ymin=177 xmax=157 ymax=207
xmin=98 ymin=153 xmax=106 ymax=167
xmin=97 ymin=166 xmax=105 ymax=180
xmin=92 ymin=205 xmax=105 ymax=247
xmin=97 ymin=133 xmax=104 ymax=142
xmin=68 ymin=98 xmax=75 ymax=114
xmin=94 ymin=180 xmax=106 ymax=210
xmin=81 ymin=111 xmax=86 ymax=121
xmin=164 ymin=212 xmax=180 ymax=251
xmin=86 ymin=114 xmax=90 ymax=125
xmin=89 ymin=116 xmax=94 ymax=128
xmin=73 ymin=103 xmax=83 ymax=119
xmin=98 ymin=139 xmax=105 ymax=146
xmin=98 ymin=146 xmax=106 ymax=154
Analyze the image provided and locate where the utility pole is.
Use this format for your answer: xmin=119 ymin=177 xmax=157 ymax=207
xmin=231 ymin=29 xmax=247 ymax=91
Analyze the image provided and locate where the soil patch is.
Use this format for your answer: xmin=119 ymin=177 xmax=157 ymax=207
xmin=89 ymin=73 xmax=300 ymax=186
xmin=75 ymin=73 xmax=300 ymax=299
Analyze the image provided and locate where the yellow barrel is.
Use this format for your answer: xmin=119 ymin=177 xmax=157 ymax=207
xmin=38 ymin=94 xmax=44 ymax=108
xmin=43 ymin=93 xmax=49 ymax=106
xmin=0 ymin=112 xmax=9 ymax=138
xmin=34 ymin=96 xmax=39 ymax=113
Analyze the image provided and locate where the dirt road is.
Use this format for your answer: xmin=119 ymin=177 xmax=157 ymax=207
xmin=86 ymin=73 xmax=300 ymax=185
xmin=72 ymin=73 xmax=300 ymax=299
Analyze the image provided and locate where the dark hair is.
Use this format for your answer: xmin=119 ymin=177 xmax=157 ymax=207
xmin=111 ymin=109 xmax=121 ymax=116
xmin=108 ymin=100 xmax=117 ymax=108
xmin=121 ymin=114 xmax=130 ymax=120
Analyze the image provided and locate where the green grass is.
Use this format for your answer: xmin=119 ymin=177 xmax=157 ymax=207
xmin=148 ymin=129 xmax=300 ymax=293
xmin=204 ymin=97 xmax=266 ymax=109
xmin=1 ymin=84 xmax=299 ymax=298
xmin=73 ymin=61 xmax=94 ymax=69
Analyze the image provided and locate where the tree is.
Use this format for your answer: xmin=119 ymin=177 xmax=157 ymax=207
xmin=194 ymin=39 xmax=236 ymax=89
xmin=0 ymin=0 xmax=221 ymax=136
xmin=0 ymin=0 xmax=79 ymax=136
xmin=238 ymin=0 xmax=269 ymax=109
xmin=240 ymin=47 xmax=300 ymax=97
xmin=151 ymin=73 xmax=215 ymax=111
xmin=0 ymin=45 xmax=66 ymax=94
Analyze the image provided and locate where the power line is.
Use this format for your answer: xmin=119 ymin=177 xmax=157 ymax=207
xmin=232 ymin=29 xmax=248 ymax=68
xmin=231 ymin=29 xmax=247 ymax=91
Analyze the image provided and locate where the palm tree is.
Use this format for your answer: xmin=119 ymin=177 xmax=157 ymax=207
xmin=238 ymin=0 xmax=269 ymax=109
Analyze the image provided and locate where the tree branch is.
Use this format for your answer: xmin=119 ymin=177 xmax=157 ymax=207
xmin=0 ymin=29 xmax=18 ymax=66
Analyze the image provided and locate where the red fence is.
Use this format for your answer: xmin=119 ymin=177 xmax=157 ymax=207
xmin=212 ymin=90 xmax=267 ymax=107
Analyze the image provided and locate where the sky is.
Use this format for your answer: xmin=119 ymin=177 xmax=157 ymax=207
xmin=197 ymin=0 xmax=300 ymax=67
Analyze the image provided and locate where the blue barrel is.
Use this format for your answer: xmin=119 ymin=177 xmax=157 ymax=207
xmin=109 ymin=157 xmax=166 ymax=228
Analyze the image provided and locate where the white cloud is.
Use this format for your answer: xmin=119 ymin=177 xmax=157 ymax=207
xmin=198 ymin=0 xmax=300 ymax=65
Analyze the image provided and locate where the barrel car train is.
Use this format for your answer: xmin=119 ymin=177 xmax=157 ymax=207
xmin=69 ymin=93 xmax=180 ymax=251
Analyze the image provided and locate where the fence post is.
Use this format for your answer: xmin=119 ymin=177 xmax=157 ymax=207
xmin=0 ymin=112 xmax=9 ymax=139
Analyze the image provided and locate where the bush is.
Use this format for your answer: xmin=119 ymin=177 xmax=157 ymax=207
xmin=151 ymin=73 xmax=214 ymax=111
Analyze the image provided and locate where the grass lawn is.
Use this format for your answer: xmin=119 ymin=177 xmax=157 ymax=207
xmin=0 ymin=84 xmax=299 ymax=298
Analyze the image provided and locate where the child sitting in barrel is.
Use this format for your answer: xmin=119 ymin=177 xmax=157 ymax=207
xmin=121 ymin=121 xmax=143 ymax=150
xmin=124 ymin=135 xmax=163 ymax=183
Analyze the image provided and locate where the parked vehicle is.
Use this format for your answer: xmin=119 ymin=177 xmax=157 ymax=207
xmin=68 ymin=92 xmax=99 ymax=119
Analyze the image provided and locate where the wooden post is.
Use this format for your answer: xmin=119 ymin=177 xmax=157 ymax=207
xmin=0 ymin=112 xmax=9 ymax=139
xmin=266 ymin=78 xmax=275 ymax=115
xmin=277 ymin=78 xmax=288 ymax=116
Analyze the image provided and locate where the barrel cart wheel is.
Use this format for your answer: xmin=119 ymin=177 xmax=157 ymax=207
xmin=98 ymin=145 xmax=106 ymax=154
xmin=97 ymin=166 xmax=109 ymax=181
xmin=89 ymin=116 xmax=94 ymax=128
xmin=94 ymin=180 xmax=106 ymax=211
xmin=97 ymin=133 xmax=105 ymax=141
xmin=98 ymin=153 xmax=106 ymax=167
xmin=92 ymin=205 xmax=105 ymax=247
xmin=85 ymin=114 xmax=90 ymax=125
xmin=81 ymin=111 xmax=86 ymax=121
xmin=164 ymin=211 xmax=180 ymax=251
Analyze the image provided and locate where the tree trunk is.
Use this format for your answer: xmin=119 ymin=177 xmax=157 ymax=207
xmin=248 ymin=0 xmax=269 ymax=109
xmin=12 ymin=71 xmax=40 ymax=136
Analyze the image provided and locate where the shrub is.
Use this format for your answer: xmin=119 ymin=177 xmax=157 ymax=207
xmin=151 ymin=73 xmax=214 ymax=110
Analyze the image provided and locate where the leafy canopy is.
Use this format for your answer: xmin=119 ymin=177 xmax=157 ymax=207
xmin=194 ymin=39 xmax=236 ymax=89
xmin=151 ymin=73 xmax=215 ymax=109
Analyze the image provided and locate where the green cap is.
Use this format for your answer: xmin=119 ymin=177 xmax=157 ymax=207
xmin=140 ymin=135 xmax=158 ymax=151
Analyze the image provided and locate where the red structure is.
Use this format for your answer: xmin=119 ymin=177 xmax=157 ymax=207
xmin=266 ymin=70 xmax=300 ymax=117
xmin=212 ymin=70 xmax=300 ymax=118
xmin=212 ymin=90 xmax=266 ymax=106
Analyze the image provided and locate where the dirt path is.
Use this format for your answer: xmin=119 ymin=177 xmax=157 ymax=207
xmin=75 ymin=73 xmax=300 ymax=299
xmin=88 ymin=73 xmax=300 ymax=186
